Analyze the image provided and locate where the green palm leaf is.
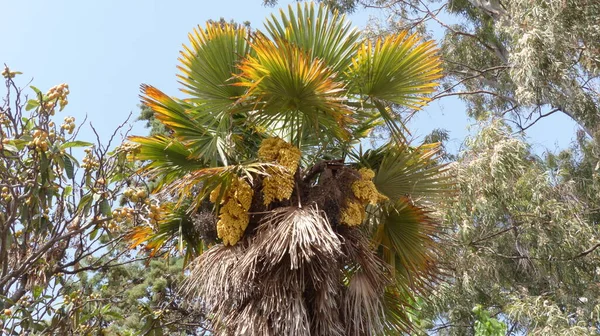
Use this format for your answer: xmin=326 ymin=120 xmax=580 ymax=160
xmin=128 ymin=135 xmax=204 ymax=188
xmin=264 ymin=2 xmax=361 ymax=74
xmin=347 ymin=32 xmax=442 ymax=108
xmin=127 ymin=204 xmax=208 ymax=264
xmin=178 ymin=22 xmax=251 ymax=111
xmin=140 ymin=84 xmax=245 ymax=165
xmin=373 ymin=142 xmax=453 ymax=203
xmin=373 ymin=199 xmax=438 ymax=290
xmin=347 ymin=32 xmax=442 ymax=142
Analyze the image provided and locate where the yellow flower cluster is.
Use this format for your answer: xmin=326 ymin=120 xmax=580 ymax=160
xmin=351 ymin=168 xmax=388 ymax=205
xmin=211 ymin=177 xmax=254 ymax=246
xmin=341 ymin=168 xmax=387 ymax=227
xmin=340 ymin=199 xmax=365 ymax=226
xmin=258 ymin=137 xmax=301 ymax=205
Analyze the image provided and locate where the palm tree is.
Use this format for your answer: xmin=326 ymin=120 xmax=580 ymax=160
xmin=128 ymin=2 xmax=450 ymax=335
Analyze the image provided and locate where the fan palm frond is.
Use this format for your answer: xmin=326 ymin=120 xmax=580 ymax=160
xmin=236 ymin=35 xmax=353 ymax=143
xmin=178 ymin=21 xmax=251 ymax=112
xmin=373 ymin=142 xmax=453 ymax=203
xmin=347 ymin=32 xmax=442 ymax=142
xmin=140 ymin=84 xmax=245 ymax=165
xmin=246 ymin=205 xmax=342 ymax=270
xmin=128 ymin=135 xmax=204 ymax=188
xmin=127 ymin=204 xmax=208 ymax=262
xmin=373 ymin=198 xmax=438 ymax=288
xmin=264 ymin=2 xmax=360 ymax=74
xmin=347 ymin=32 xmax=442 ymax=108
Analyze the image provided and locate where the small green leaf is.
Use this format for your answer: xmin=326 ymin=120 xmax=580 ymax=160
xmin=89 ymin=227 xmax=98 ymax=240
xmin=100 ymin=198 xmax=111 ymax=217
xmin=25 ymin=99 xmax=39 ymax=111
xmin=33 ymin=285 xmax=43 ymax=299
xmin=2 ymin=144 xmax=18 ymax=152
xmin=78 ymin=194 xmax=93 ymax=214
xmin=4 ymin=139 xmax=28 ymax=151
xmin=63 ymin=155 xmax=74 ymax=179
xmin=61 ymin=141 xmax=93 ymax=149
xmin=104 ymin=311 xmax=124 ymax=320
xmin=30 ymin=86 xmax=42 ymax=95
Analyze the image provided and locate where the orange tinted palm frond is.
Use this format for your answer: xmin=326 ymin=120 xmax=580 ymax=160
xmin=140 ymin=84 xmax=208 ymax=142
xmin=127 ymin=226 xmax=154 ymax=250
xmin=236 ymin=35 xmax=353 ymax=141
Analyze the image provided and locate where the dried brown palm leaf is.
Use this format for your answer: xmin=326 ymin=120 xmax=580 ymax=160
xmin=221 ymin=271 xmax=310 ymax=336
xmin=307 ymin=268 xmax=345 ymax=336
xmin=181 ymin=242 xmax=251 ymax=332
xmin=183 ymin=206 xmax=346 ymax=335
xmin=239 ymin=205 xmax=345 ymax=335
xmin=339 ymin=226 xmax=391 ymax=336
xmin=244 ymin=205 xmax=342 ymax=272
xmin=343 ymin=271 xmax=386 ymax=336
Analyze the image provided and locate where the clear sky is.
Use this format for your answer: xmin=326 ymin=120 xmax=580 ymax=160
xmin=1 ymin=0 xmax=578 ymax=155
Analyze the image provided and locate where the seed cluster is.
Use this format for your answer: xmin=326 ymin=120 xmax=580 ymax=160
xmin=210 ymin=177 xmax=253 ymax=246
xmin=1 ymin=186 xmax=11 ymax=202
xmin=29 ymin=129 xmax=49 ymax=151
xmin=43 ymin=83 xmax=70 ymax=115
xmin=148 ymin=202 xmax=163 ymax=225
xmin=61 ymin=116 xmax=76 ymax=134
xmin=112 ymin=207 xmax=135 ymax=223
xmin=81 ymin=148 xmax=99 ymax=170
xmin=123 ymin=187 xmax=147 ymax=202
xmin=341 ymin=168 xmax=387 ymax=226
xmin=258 ymin=137 xmax=301 ymax=205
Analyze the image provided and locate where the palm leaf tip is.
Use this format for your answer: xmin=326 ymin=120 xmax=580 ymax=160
xmin=264 ymin=2 xmax=361 ymax=74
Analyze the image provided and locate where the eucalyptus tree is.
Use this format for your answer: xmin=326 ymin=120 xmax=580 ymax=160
xmin=421 ymin=119 xmax=600 ymax=335
xmin=128 ymin=2 xmax=449 ymax=335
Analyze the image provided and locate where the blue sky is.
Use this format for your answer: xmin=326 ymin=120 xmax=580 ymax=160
xmin=1 ymin=0 xmax=578 ymax=155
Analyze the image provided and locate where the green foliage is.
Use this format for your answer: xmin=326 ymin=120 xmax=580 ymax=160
xmin=63 ymin=257 xmax=206 ymax=335
xmin=420 ymin=119 xmax=600 ymax=334
xmin=0 ymin=68 xmax=147 ymax=334
xmin=472 ymin=305 xmax=507 ymax=336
